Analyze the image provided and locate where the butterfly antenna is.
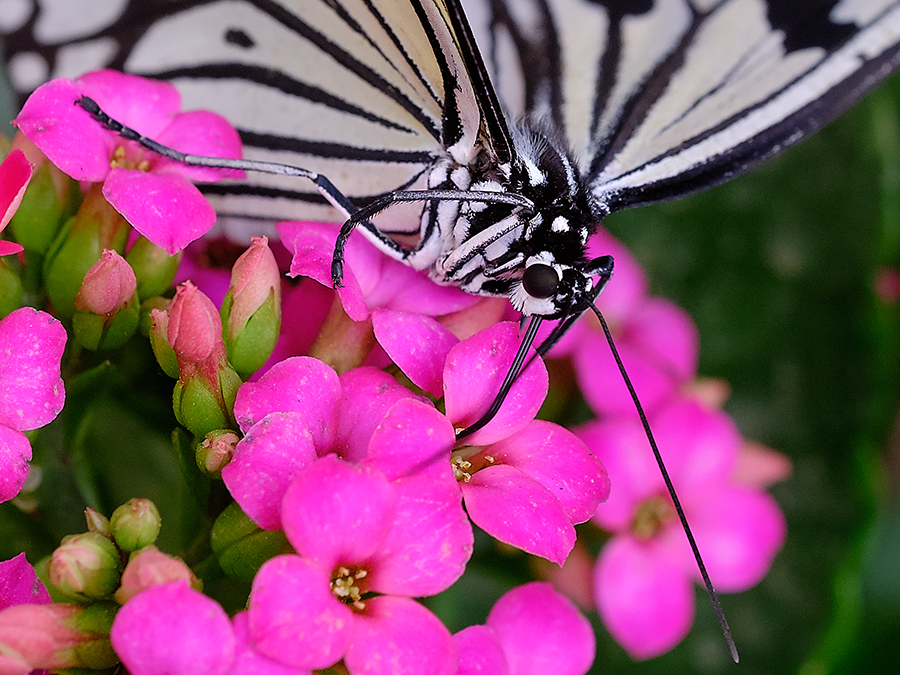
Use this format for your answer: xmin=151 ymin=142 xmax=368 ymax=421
xmin=456 ymin=315 xmax=543 ymax=441
xmin=591 ymin=304 xmax=739 ymax=664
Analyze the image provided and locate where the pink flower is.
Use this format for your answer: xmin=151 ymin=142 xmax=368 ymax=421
xmin=111 ymin=580 xmax=235 ymax=675
xmin=13 ymin=69 xmax=243 ymax=254
xmin=576 ymin=398 xmax=787 ymax=658
xmin=0 ymin=149 xmax=32 ymax=255
xmin=0 ymin=308 xmax=67 ymax=503
xmin=229 ymin=612 xmax=310 ymax=675
xmin=455 ymin=582 xmax=595 ymax=675
xmin=0 ymin=553 xmax=51 ymax=610
xmin=246 ymin=455 xmax=464 ymax=674
xmin=548 ymin=228 xmax=699 ymax=418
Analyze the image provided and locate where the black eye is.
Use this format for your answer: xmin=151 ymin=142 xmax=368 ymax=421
xmin=522 ymin=263 xmax=559 ymax=298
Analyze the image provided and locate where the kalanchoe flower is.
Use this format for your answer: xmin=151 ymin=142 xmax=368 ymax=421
xmin=72 ymin=248 xmax=140 ymax=350
xmin=577 ymin=398 xmax=787 ymax=659
xmin=110 ymin=498 xmax=162 ymax=552
xmin=221 ymin=236 xmax=282 ymax=378
xmin=0 ymin=553 xmax=51 ymax=610
xmin=0 ymin=307 xmax=66 ymax=503
xmin=246 ymin=454 xmax=465 ymax=674
xmin=229 ymin=611 xmax=311 ymax=675
xmin=167 ymin=281 xmax=241 ymax=436
xmin=111 ymin=580 xmax=235 ymax=675
xmin=47 ymin=532 xmax=122 ymax=602
xmin=0 ymin=148 xmax=32 ymax=255
xmin=455 ymin=582 xmax=595 ymax=675
xmin=13 ymin=69 xmax=243 ymax=254
xmin=0 ymin=601 xmax=118 ymax=674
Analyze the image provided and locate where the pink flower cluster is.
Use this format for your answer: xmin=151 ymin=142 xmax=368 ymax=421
xmin=0 ymin=68 xmax=791 ymax=673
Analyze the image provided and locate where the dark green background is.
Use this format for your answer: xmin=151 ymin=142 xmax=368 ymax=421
xmin=2 ymin=53 xmax=900 ymax=675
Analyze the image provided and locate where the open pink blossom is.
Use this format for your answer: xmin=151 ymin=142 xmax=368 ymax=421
xmin=0 ymin=148 xmax=32 ymax=255
xmin=547 ymin=228 xmax=699 ymax=418
xmin=0 ymin=308 xmax=67 ymax=503
xmin=455 ymin=582 xmax=595 ymax=675
xmin=111 ymin=580 xmax=235 ymax=675
xmin=14 ymin=69 xmax=243 ymax=254
xmin=0 ymin=553 xmax=51 ymax=610
xmin=247 ymin=455 xmax=464 ymax=674
xmin=229 ymin=611 xmax=311 ymax=675
xmin=576 ymin=398 xmax=786 ymax=658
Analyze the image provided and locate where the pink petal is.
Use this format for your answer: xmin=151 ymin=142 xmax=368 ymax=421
xmin=0 ymin=307 xmax=67 ymax=431
xmin=335 ymin=367 xmax=421 ymax=463
xmin=13 ymin=78 xmax=115 ymax=181
xmin=462 ymin=464 xmax=574 ymax=565
xmin=362 ymin=399 xmax=456 ymax=483
xmin=487 ymin=420 xmax=609 ymax=524
xmin=588 ymin=228 xmax=648 ymax=325
xmin=0 ymin=426 xmax=32 ymax=504
xmin=249 ymin=555 xmax=352 ymax=670
xmin=0 ymin=553 xmax=51 ymax=609
xmin=0 ymin=149 xmax=33 ymax=231
xmin=77 ymin=70 xmax=182 ymax=138
xmin=233 ymin=356 xmax=340 ymax=451
xmin=626 ymin=297 xmax=699 ymax=384
xmin=368 ymin=475 xmax=472 ymax=597
xmin=230 ymin=612 xmax=312 ymax=675
xmin=444 ymin=322 xmax=548 ymax=446
xmin=155 ymin=110 xmax=244 ymax=182
xmin=345 ymin=595 xmax=457 ymax=675
xmin=733 ymin=441 xmax=793 ymax=488
xmin=593 ymin=536 xmax=694 ymax=660
xmin=372 ymin=309 xmax=458 ymax=397
xmin=486 ymin=582 xmax=595 ymax=675
xmin=454 ymin=625 xmax=510 ymax=675
xmin=103 ymin=169 xmax=216 ymax=254
xmin=0 ymin=241 xmax=24 ymax=255
xmin=111 ymin=580 xmax=235 ymax=675
xmin=221 ymin=413 xmax=318 ymax=530
xmin=281 ymin=455 xmax=395 ymax=567
xmin=687 ymin=486 xmax=786 ymax=592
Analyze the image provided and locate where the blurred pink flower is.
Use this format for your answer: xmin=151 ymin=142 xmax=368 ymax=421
xmin=111 ymin=580 xmax=235 ymax=675
xmin=0 ymin=308 xmax=67 ymax=503
xmin=14 ymin=69 xmax=243 ymax=254
xmin=577 ymin=398 xmax=786 ymax=658
xmin=0 ymin=148 xmax=32 ymax=255
xmin=0 ymin=553 xmax=51 ymax=611
xmin=455 ymin=582 xmax=595 ymax=675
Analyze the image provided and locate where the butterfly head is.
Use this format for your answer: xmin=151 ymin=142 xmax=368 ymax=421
xmin=512 ymin=252 xmax=613 ymax=319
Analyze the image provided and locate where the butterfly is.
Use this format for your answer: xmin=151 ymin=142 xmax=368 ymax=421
xmin=3 ymin=0 xmax=900 ymax=662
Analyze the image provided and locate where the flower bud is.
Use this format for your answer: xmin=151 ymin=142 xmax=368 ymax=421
xmin=196 ymin=429 xmax=239 ymax=476
xmin=7 ymin=137 xmax=80 ymax=255
xmin=114 ymin=546 xmax=201 ymax=605
xmin=221 ymin=236 xmax=281 ymax=377
xmin=126 ymin=235 xmax=181 ymax=299
xmin=72 ymin=249 xmax=140 ymax=350
xmin=0 ymin=601 xmax=117 ymax=672
xmin=43 ymin=185 xmax=129 ymax=319
xmin=168 ymin=282 xmax=241 ymax=436
xmin=210 ymin=502 xmax=292 ymax=582
xmin=47 ymin=532 xmax=122 ymax=602
xmin=85 ymin=507 xmax=112 ymax=538
xmin=148 ymin=305 xmax=179 ymax=378
xmin=110 ymin=498 xmax=162 ymax=552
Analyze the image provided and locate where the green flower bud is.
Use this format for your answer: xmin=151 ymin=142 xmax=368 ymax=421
xmin=126 ymin=235 xmax=181 ymax=299
xmin=147 ymin=306 xmax=179 ymax=378
xmin=211 ymin=502 xmax=292 ymax=581
xmin=196 ymin=429 xmax=239 ymax=477
xmin=48 ymin=533 xmax=122 ymax=602
xmin=84 ymin=508 xmax=112 ymax=538
xmin=110 ymin=498 xmax=162 ymax=552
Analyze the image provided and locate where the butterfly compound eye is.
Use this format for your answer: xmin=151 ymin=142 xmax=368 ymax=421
xmin=522 ymin=263 xmax=559 ymax=298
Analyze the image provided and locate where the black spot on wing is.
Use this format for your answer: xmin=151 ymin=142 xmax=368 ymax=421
xmin=225 ymin=28 xmax=255 ymax=49
xmin=765 ymin=0 xmax=857 ymax=53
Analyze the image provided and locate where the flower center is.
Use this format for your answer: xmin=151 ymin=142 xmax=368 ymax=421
xmin=109 ymin=144 xmax=152 ymax=172
xmin=330 ymin=565 xmax=368 ymax=609
xmin=451 ymin=447 xmax=496 ymax=482
xmin=631 ymin=494 xmax=675 ymax=540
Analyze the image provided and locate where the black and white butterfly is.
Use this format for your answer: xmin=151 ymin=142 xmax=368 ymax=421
xmin=3 ymin=0 xmax=900 ymax=661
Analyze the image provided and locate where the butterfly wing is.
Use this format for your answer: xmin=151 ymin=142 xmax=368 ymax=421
xmin=1 ymin=0 xmax=505 ymax=229
xmin=465 ymin=0 xmax=900 ymax=215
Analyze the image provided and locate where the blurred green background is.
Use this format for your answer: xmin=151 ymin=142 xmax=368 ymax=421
xmin=2 ymin=43 xmax=900 ymax=675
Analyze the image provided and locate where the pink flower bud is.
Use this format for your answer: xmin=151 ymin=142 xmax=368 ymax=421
xmin=197 ymin=430 xmax=239 ymax=476
xmin=74 ymin=249 xmax=137 ymax=315
xmin=168 ymin=281 xmax=224 ymax=367
xmin=226 ymin=236 xmax=281 ymax=335
xmin=115 ymin=548 xmax=200 ymax=605
xmin=48 ymin=533 xmax=121 ymax=602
